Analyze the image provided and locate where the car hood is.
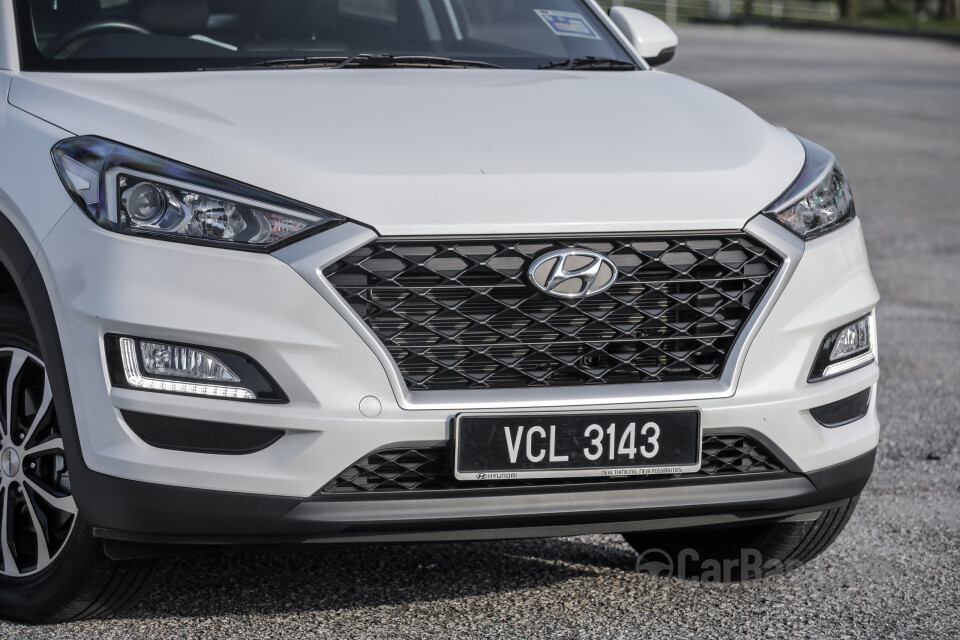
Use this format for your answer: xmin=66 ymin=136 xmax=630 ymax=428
xmin=9 ymin=69 xmax=803 ymax=237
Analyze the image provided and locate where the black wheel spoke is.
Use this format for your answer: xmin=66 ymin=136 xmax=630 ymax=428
xmin=22 ymin=487 xmax=51 ymax=569
xmin=25 ymin=437 xmax=65 ymax=456
xmin=0 ymin=486 xmax=17 ymax=576
xmin=24 ymin=477 xmax=76 ymax=516
xmin=1 ymin=351 xmax=27 ymax=439
xmin=22 ymin=381 xmax=53 ymax=451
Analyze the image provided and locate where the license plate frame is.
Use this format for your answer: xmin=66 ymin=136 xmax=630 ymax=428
xmin=453 ymin=409 xmax=702 ymax=481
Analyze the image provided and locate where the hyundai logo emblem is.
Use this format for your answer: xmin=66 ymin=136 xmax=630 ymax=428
xmin=528 ymin=249 xmax=618 ymax=299
xmin=1 ymin=448 xmax=20 ymax=478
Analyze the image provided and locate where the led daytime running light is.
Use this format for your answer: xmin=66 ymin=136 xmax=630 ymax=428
xmin=822 ymin=350 xmax=876 ymax=378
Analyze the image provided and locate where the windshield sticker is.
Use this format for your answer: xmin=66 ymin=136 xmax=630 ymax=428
xmin=535 ymin=9 xmax=602 ymax=40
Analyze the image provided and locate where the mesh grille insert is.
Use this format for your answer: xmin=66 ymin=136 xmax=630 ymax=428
xmin=324 ymin=235 xmax=781 ymax=391
xmin=321 ymin=435 xmax=785 ymax=494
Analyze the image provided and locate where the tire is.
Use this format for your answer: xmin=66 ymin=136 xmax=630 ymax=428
xmin=623 ymin=496 xmax=860 ymax=582
xmin=0 ymin=293 xmax=157 ymax=623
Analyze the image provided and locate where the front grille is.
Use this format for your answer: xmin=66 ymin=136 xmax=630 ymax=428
xmin=320 ymin=435 xmax=784 ymax=494
xmin=324 ymin=235 xmax=781 ymax=391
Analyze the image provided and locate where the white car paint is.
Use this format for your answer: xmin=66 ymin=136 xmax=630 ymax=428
xmin=31 ymin=196 xmax=877 ymax=496
xmin=0 ymin=5 xmax=878 ymax=500
xmin=8 ymin=69 xmax=803 ymax=237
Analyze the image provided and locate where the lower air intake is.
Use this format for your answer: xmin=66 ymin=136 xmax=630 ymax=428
xmin=320 ymin=435 xmax=784 ymax=494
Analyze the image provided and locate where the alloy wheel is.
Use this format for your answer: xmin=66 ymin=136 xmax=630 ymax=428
xmin=0 ymin=348 xmax=76 ymax=577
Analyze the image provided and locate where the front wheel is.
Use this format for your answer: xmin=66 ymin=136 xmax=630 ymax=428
xmin=0 ymin=294 xmax=156 ymax=623
xmin=623 ymin=496 xmax=860 ymax=581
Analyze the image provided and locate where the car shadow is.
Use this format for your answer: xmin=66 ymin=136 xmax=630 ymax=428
xmin=123 ymin=536 xmax=640 ymax=619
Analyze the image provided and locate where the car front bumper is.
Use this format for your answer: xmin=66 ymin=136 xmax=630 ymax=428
xmin=35 ymin=206 xmax=880 ymax=542
xmin=89 ymin=448 xmax=875 ymax=554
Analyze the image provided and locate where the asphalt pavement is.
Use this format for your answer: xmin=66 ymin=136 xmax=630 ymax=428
xmin=5 ymin=25 xmax=959 ymax=640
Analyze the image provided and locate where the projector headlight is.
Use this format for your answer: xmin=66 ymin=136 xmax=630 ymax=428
xmin=765 ymin=136 xmax=856 ymax=240
xmin=52 ymin=136 xmax=342 ymax=250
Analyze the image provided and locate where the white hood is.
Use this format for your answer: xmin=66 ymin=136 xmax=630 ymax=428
xmin=9 ymin=69 xmax=803 ymax=236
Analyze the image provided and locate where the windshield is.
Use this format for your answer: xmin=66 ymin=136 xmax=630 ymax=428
xmin=15 ymin=0 xmax=637 ymax=72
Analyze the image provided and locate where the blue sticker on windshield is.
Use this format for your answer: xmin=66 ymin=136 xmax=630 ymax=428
xmin=535 ymin=9 xmax=601 ymax=40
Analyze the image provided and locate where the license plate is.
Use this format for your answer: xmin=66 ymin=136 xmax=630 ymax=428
xmin=454 ymin=410 xmax=701 ymax=480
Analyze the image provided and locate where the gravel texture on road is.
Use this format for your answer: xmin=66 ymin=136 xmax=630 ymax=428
xmin=3 ymin=25 xmax=959 ymax=640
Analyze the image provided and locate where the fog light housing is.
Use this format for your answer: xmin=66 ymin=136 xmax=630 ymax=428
xmin=809 ymin=314 xmax=876 ymax=382
xmin=106 ymin=335 xmax=287 ymax=402
xmin=120 ymin=337 xmax=253 ymax=399
xmin=139 ymin=341 xmax=240 ymax=382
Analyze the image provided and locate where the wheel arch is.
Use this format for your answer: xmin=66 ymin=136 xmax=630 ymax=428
xmin=0 ymin=209 xmax=98 ymax=511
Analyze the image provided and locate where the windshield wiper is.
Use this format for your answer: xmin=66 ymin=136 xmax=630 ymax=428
xmin=240 ymin=53 xmax=502 ymax=70
xmin=337 ymin=53 xmax=503 ymax=69
xmin=242 ymin=56 xmax=349 ymax=69
xmin=537 ymin=56 xmax=638 ymax=71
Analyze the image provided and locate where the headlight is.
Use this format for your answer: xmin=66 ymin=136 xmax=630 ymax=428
xmin=764 ymin=136 xmax=856 ymax=240
xmin=52 ymin=136 xmax=342 ymax=250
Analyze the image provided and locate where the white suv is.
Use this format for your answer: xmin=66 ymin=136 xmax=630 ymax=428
xmin=0 ymin=0 xmax=878 ymax=623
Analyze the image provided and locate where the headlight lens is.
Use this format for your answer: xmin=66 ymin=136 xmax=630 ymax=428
xmin=765 ymin=136 xmax=856 ymax=240
xmin=115 ymin=173 xmax=314 ymax=245
xmin=52 ymin=136 xmax=342 ymax=250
